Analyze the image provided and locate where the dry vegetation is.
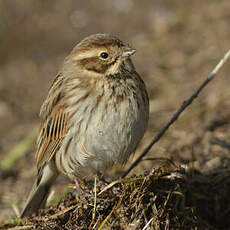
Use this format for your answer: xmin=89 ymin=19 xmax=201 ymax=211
xmin=0 ymin=0 xmax=230 ymax=229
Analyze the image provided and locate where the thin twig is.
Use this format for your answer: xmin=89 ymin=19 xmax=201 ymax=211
xmin=122 ymin=49 xmax=230 ymax=178
xmin=92 ymin=176 xmax=97 ymax=221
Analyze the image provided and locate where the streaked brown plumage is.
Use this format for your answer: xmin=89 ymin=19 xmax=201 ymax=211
xmin=21 ymin=34 xmax=149 ymax=217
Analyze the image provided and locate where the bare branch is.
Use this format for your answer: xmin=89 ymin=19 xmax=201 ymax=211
xmin=122 ymin=49 xmax=230 ymax=178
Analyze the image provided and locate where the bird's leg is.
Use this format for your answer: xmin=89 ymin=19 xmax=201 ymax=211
xmin=75 ymin=178 xmax=81 ymax=197
xmin=97 ymin=172 xmax=110 ymax=185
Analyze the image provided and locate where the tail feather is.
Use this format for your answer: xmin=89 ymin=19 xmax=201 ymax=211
xmin=20 ymin=162 xmax=58 ymax=218
xmin=20 ymin=180 xmax=52 ymax=218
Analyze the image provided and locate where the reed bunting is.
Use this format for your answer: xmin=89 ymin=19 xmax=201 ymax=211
xmin=21 ymin=34 xmax=149 ymax=217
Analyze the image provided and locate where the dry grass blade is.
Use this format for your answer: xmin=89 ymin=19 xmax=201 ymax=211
xmin=6 ymin=226 xmax=34 ymax=230
xmin=98 ymin=177 xmax=143 ymax=196
xmin=97 ymin=205 xmax=116 ymax=230
xmin=142 ymin=217 xmax=153 ymax=230
xmin=36 ymin=204 xmax=78 ymax=221
xmin=0 ymin=131 xmax=36 ymax=170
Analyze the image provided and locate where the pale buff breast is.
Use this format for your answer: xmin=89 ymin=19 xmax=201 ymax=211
xmin=56 ymin=74 xmax=148 ymax=180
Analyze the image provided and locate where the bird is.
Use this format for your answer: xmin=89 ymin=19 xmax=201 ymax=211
xmin=20 ymin=33 xmax=149 ymax=217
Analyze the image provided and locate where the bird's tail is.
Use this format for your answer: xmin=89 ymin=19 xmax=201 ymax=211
xmin=20 ymin=163 xmax=58 ymax=218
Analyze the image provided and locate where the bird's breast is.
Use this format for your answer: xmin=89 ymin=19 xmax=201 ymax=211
xmin=60 ymin=76 xmax=148 ymax=176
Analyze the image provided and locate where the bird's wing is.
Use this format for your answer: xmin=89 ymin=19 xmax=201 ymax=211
xmin=36 ymin=74 xmax=70 ymax=170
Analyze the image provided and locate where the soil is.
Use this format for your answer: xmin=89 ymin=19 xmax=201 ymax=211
xmin=0 ymin=0 xmax=230 ymax=229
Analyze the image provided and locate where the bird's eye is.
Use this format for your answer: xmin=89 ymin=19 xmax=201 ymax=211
xmin=100 ymin=52 xmax=109 ymax=59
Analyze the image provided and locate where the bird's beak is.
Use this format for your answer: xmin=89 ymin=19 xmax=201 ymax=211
xmin=122 ymin=47 xmax=136 ymax=57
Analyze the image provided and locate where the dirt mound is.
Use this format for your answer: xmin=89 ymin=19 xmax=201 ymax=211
xmin=2 ymin=163 xmax=230 ymax=229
